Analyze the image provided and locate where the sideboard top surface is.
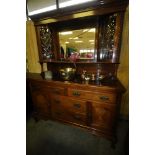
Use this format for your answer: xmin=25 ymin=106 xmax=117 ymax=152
xmin=27 ymin=73 xmax=125 ymax=93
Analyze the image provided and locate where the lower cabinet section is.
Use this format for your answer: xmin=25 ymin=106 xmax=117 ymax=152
xmin=50 ymin=95 xmax=89 ymax=126
xmin=91 ymin=102 xmax=117 ymax=130
xmin=29 ymin=80 xmax=123 ymax=142
xmin=31 ymin=89 xmax=50 ymax=117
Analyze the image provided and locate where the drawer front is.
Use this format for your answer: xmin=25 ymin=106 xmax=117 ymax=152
xmin=68 ymin=89 xmax=116 ymax=104
xmin=50 ymin=95 xmax=87 ymax=114
xmin=52 ymin=107 xmax=87 ymax=125
xmin=49 ymin=87 xmax=65 ymax=95
xmin=30 ymin=82 xmax=45 ymax=91
xmin=31 ymin=82 xmax=65 ymax=95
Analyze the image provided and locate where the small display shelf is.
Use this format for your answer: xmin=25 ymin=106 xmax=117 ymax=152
xmin=39 ymin=60 xmax=120 ymax=64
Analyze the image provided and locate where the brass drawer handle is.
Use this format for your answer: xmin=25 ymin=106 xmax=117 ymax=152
xmin=72 ymin=91 xmax=81 ymax=96
xmin=73 ymin=103 xmax=81 ymax=108
xmin=55 ymin=111 xmax=62 ymax=115
xmin=53 ymin=89 xmax=60 ymax=94
xmin=47 ymin=102 xmax=51 ymax=106
xmin=31 ymin=85 xmax=40 ymax=91
xmin=73 ymin=115 xmax=82 ymax=120
xmin=54 ymin=99 xmax=60 ymax=104
xmin=100 ymin=96 xmax=109 ymax=101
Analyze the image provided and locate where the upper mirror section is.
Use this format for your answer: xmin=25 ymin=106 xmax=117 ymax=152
xmin=59 ymin=28 xmax=96 ymax=61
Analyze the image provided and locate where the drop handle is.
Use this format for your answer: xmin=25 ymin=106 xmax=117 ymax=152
xmin=54 ymin=99 xmax=60 ymax=104
xmin=72 ymin=91 xmax=81 ymax=96
xmin=55 ymin=111 xmax=62 ymax=115
xmin=73 ymin=115 xmax=81 ymax=120
xmin=100 ymin=96 xmax=109 ymax=101
xmin=47 ymin=102 xmax=51 ymax=106
xmin=53 ymin=89 xmax=60 ymax=94
xmin=73 ymin=103 xmax=81 ymax=108
xmin=31 ymin=86 xmax=40 ymax=91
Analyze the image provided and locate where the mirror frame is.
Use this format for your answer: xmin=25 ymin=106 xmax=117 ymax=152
xmin=49 ymin=16 xmax=99 ymax=62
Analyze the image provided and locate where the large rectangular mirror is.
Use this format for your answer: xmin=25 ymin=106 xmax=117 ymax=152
xmin=59 ymin=28 xmax=96 ymax=61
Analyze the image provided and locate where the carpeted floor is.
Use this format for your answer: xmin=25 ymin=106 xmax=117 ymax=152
xmin=26 ymin=117 xmax=128 ymax=155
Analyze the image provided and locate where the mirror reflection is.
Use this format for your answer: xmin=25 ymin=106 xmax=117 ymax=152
xmin=59 ymin=28 xmax=96 ymax=61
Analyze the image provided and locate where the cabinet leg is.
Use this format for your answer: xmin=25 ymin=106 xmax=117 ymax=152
xmin=111 ymin=137 xmax=117 ymax=149
xmin=32 ymin=112 xmax=39 ymax=122
xmin=34 ymin=116 xmax=39 ymax=122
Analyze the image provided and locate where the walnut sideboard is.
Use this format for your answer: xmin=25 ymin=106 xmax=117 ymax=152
xmin=27 ymin=73 xmax=125 ymax=145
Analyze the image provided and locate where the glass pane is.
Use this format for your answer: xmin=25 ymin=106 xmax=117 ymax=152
xmin=59 ymin=0 xmax=96 ymax=8
xmin=98 ymin=13 xmax=117 ymax=62
xmin=27 ymin=0 xmax=56 ymax=16
xmin=59 ymin=28 xmax=96 ymax=60
xmin=39 ymin=26 xmax=55 ymax=60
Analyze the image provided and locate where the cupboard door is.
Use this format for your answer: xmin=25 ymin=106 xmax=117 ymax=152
xmin=31 ymin=89 xmax=50 ymax=117
xmin=97 ymin=13 xmax=124 ymax=62
xmin=91 ymin=102 xmax=117 ymax=130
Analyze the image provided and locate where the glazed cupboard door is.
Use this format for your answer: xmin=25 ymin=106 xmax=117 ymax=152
xmin=91 ymin=102 xmax=117 ymax=130
xmin=35 ymin=25 xmax=59 ymax=62
xmin=97 ymin=12 xmax=124 ymax=63
xmin=30 ymin=87 xmax=50 ymax=118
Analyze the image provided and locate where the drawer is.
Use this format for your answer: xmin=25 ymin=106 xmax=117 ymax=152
xmin=68 ymin=89 xmax=116 ymax=104
xmin=52 ymin=107 xmax=87 ymax=126
xmin=31 ymin=83 xmax=65 ymax=95
xmin=50 ymin=95 xmax=87 ymax=114
xmin=30 ymin=82 xmax=45 ymax=91
xmin=49 ymin=87 xmax=65 ymax=95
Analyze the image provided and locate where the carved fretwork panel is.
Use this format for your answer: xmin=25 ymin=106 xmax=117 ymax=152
xmin=105 ymin=14 xmax=117 ymax=50
xmin=38 ymin=26 xmax=55 ymax=61
xmin=97 ymin=13 xmax=123 ymax=63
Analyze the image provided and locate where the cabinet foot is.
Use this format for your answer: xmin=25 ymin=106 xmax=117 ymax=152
xmin=34 ymin=116 xmax=39 ymax=122
xmin=32 ymin=112 xmax=39 ymax=122
xmin=111 ymin=137 xmax=117 ymax=149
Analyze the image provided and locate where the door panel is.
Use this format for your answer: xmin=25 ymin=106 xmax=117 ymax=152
xmin=91 ymin=101 xmax=117 ymax=130
xmin=31 ymin=89 xmax=50 ymax=116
